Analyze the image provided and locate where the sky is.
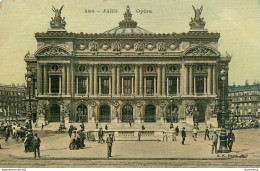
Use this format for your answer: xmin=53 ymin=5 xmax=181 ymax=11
xmin=0 ymin=0 xmax=259 ymax=86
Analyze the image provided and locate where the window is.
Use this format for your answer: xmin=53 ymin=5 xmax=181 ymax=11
xmin=196 ymin=76 xmax=204 ymax=93
xmin=78 ymin=76 xmax=86 ymax=94
xmin=146 ymin=77 xmax=154 ymax=95
xmin=51 ymin=75 xmax=59 ymax=93
xmin=123 ymin=77 xmax=131 ymax=95
xmin=101 ymin=76 xmax=109 ymax=94
xmin=168 ymin=76 xmax=177 ymax=95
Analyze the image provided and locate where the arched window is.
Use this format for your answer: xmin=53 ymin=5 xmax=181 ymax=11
xmin=122 ymin=104 xmax=133 ymax=122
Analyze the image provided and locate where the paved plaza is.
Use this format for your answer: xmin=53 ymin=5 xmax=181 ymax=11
xmin=0 ymin=128 xmax=259 ymax=168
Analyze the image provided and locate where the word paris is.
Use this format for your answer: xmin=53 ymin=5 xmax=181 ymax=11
xmin=84 ymin=9 xmax=152 ymax=14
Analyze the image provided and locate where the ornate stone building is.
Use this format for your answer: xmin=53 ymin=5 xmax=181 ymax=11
xmin=24 ymin=5 xmax=231 ymax=126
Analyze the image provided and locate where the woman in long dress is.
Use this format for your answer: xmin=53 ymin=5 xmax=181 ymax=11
xmin=69 ymin=131 xmax=79 ymax=150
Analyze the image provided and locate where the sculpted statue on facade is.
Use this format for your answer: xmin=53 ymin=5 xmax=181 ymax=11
xmin=89 ymin=42 xmax=98 ymax=52
xmin=50 ymin=5 xmax=66 ymax=29
xmin=157 ymin=42 xmax=167 ymax=52
xmin=185 ymin=104 xmax=194 ymax=116
xmin=25 ymin=51 xmax=30 ymax=58
xmin=189 ymin=5 xmax=206 ymax=29
xmin=111 ymin=41 xmax=121 ymax=52
xmin=134 ymin=42 xmax=144 ymax=52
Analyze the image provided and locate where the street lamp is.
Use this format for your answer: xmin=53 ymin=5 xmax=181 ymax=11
xmin=218 ymin=68 xmax=229 ymax=153
xmin=25 ymin=70 xmax=33 ymax=129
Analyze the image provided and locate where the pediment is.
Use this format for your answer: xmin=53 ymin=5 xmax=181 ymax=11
xmin=35 ymin=45 xmax=72 ymax=56
xmin=184 ymin=45 xmax=220 ymax=56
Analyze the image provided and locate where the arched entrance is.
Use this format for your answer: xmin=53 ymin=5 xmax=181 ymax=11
xmin=144 ymin=104 xmax=156 ymax=122
xmin=195 ymin=103 xmax=206 ymax=122
xmin=99 ymin=105 xmax=111 ymax=122
xmin=122 ymin=104 xmax=133 ymax=122
xmin=49 ymin=104 xmax=60 ymax=122
xmin=166 ymin=104 xmax=178 ymax=123
xmin=76 ymin=104 xmax=88 ymax=122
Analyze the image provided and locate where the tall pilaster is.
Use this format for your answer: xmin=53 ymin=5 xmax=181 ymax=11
xmin=109 ymin=76 xmax=112 ymax=96
xmin=86 ymin=77 xmax=89 ymax=95
xmin=48 ymin=76 xmax=51 ymax=94
xmin=59 ymin=76 xmax=62 ymax=94
xmin=67 ymin=64 xmax=71 ymax=95
xmin=212 ymin=65 xmax=216 ymax=95
xmin=154 ymin=77 xmax=156 ymax=96
xmin=112 ymin=65 xmax=116 ymax=96
xmin=157 ymin=66 xmax=161 ymax=96
xmin=162 ymin=65 xmax=166 ymax=96
xmin=208 ymin=65 xmax=212 ymax=95
xmin=194 ymin=76 xmax=196 ymax=95
xmin=71 ymin=64 xmax=74 ymax=95
xmin=121 ymin=77 xmax=124 ymax=95
xmin=98 ymin=77 xmax=101 ymax=95
xmin=89 ymin=65 xmax=93 ymax=96
xmin=37 ymin=63 xmax=42 ymax=95
xmin=189 ymin=65 xmax=193 ymax=95
xmin=135 ymin=65 xmax=138 ymax=96
xmin=131 ymin=77 xmax=134 ymax=95
xmin=204 ymin=76 xmax=206 ymax=95
xmin=62 ymin=64 xmax=66 ymax=95
xmin=144 ymin=77 xmax=146 ymax=96
xmin=177 ymin=76 xmax=179 ymax=95
xmin=76 ymin=76 xmax=78 ymax=95
xmin=94 ymin=65 xmax=98 ymax=96
xmin=43 ymin=64 xmax=47 ymax=95
xmin=139 ymin=65 xmax=143 ymax=96
xmin=117 ymin=66 xmax=120 ymax=96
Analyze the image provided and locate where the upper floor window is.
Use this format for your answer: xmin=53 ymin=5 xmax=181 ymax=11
xmin=101 ymin=76 xmax=109 ymax=95
xmin=168 ymin=76 xmax=177 ymax=95
xmin=123 ymin=77 xmax=131 ymax=95
xmin=78 ymin=76 xmax=86 ymax=94
xmin=146 ymin=77 xmax=154 ymax=95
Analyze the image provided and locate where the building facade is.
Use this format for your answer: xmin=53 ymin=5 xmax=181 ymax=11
xmin=24 ymin=6 xmax=231 ymax=126
xmin=229 ymin=83 xmax=260 ymax=122
xmin=0 ymin=84 xmax=26 ymax=121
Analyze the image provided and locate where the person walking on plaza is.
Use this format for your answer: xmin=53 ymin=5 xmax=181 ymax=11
xmin=181 ymin=127 xmax=186 ymax=145
xmin=68 ymin=125 xmax=73 ymax=138
xmin=137 ymin=131 xmax=141 ymax=141
xmin=105 ymin=124 xmax=108 ymax=130
xmin=41 ymin=123 xmax=44 ymax=131
xmin=227 ymin=129 xmax=235 ymax=152
xmin=96 ymin=122 xmax=99 ymax=129
xmin=98 ymin=128 xmax=104 ymax=143
xmin=5 ymin=127 xmax=10 ymax=142
xmin=172 ymin=129 xmax=177 ymax=141
xmin=142 ymin=125 xmax=145 ymax=130
xmin=106 ymin=133 xmax=113 ymax=158
xmin=170 ymin=123 xmax=173 ymax=129
xmin=78 ymin=130 xmax=86 ymax=149
xmin=175 ymin=126 xmax=179 ymax=136
xmin=193 ymin=128 xmax=198 ymax=141
xmin=204 ymin=126 xmax=210 ymax=140
xmin=32 ymin=133 xmax=41 ymax=159
xmin=211 ymin=131 xmax=218 ymax=154
xmin=80 ymin=122 xmax=85 ymax=131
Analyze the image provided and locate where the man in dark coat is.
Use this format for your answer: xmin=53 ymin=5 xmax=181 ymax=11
xmin=78 ymin=130 xmax=85 ymax=148
xmin=175 ymin=126 xmax=179 ymax=136
xmin=142 ymin=125 xmax=145 ymax=130
xmin=98 ymin=128 xmax=104 ymax=143
xmin=204 ymin=126 xmax=210 ymax=140
xmin=68 ymin=125 xmax=73 ymax=138
xmin=32 ymin=133 xmax=41 ymax=158
xmin=227 ymin=129 xmax=235 ymax=152
xmin=211 ymin=131 xmax=218 ymax=154
xmin=181 ymin=127 xmax=186 ymax=145
xmin=106 ymin=134 xmax=113 ymax=158
xmin=80 ymin=122 xmax=85 ymax=131
xmin=5 ymin=127 xmax=10 ymax=142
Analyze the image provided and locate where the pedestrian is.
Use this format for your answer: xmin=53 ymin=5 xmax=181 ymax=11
xmin=129 ymin=120 xmax=132 ymax=127
xmin=80 ymin=122 xmax=85 ymax=131
xmin=79 ymin=130 xmax=85 ymax=149
xmin=32 ymin=133 xmax=41 ymax=159
xmin=172 ymin=129 xmax=177 ymax=141
xmin=142 ymin=125 xmax=145 ymax=130
xmin=162 ymin=132 xmax=168 ymax=141
xmin=106 ymin=133 xmax=113 ymax=158
xmin=5 ymin=127 xmax=10 ymax=142
xmin=175 ymin=126 xmax=179 ymax=136
xmin=193 ymin=128 xmax=198 ymax=141
xmin=98 ymin=128 xmax=104 ymax=143
xmin=96 ymin=122 xmax=98 ymax=129
xmin=41 ymin=123 xmax=44 ymax=131
xmin=138 ymin=131 xmax=141 ymax=141
xmin=204 ymin=126 xmax=210 ymax=140
xmin=170 ymin=122 xmax=173 ymax=129
xmin=105 ymin=124 xmax=108 ymax=130
xmin=227 ymin=129 xmax=235 ymax=152
xmin=69 ymin=130 xmax=79 ymax=150
xmin=181 ymin=127 xmax=186 ymax=145
xmin=211 ymin=131 xmax=218 ymax=154
xmin=68 ymin=125 xmax=73 ymax=138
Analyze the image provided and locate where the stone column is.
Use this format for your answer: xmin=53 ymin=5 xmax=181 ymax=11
xmin=194 ymin=76 xmax=196 ymax=95
xmin=86 ymin=77 xmax=88 ymax=95
xmin=37 ymin=63 xmax=42 ymax=95
xmin=89 ymin=65 xmax=93 ymax=96
xmin=212 ymin=65 xmax=216 ymax=95
xmin=204 ymin=76 xmax=207 ymax=95
xmin=139 ymin=65 xmax=143 ymax=96
xmin=99 ymin=77 xmax=101 ymax=95
xmin=208 ymin=65 xmax=211 ymax=95
xmin=157 ymin=66 xmax=161 ymax=96
xmin=121 ymin=77 xmax=124 ymax=95
xmin=154 ymin=77 xmax=156 ymax=96
xmin=112 ymin=65 xmax=116 ymax=96
xmin=43 ymin=64 xmax=47 ymax=95
xmin=109 ymin=76 xmax=111 ymax=96
xmin=67 ymin=64 xmax=71 ymax=95
xmin=162 ymin=65 xmax=166 ymax=96
xmin=59 ymin=76 xmax=62 ymax=94
xmin=184 ymin=65 xmax=188 ymax=95
xmin=71 ymin=64 xmax=74 ymax=95
xmin=189 ymin=65 xmax=193 ymax=95
xmin=166 ymin=77 xmax=169 ymax=96
xmin=144 ymin=77 xmax=146 ymax=96
xmin=76 ymin=76 xmax=78 ymax=95
xmin=48 ymin=76 xmax=51 ymax=94
xmin=94 ymin=65 xmax=98 ymax=96
xmin=131 ymin=77 xmax=134 ymax=95
xmin=135 ymin=65 xmax=138 ymax=96
xmin=62 ymin=64 xmax=66 ymax=95
xmin=117 ymin=66 xmax=120 ymax=96
xmin=177 ymin=76 xmax=179 ymax=95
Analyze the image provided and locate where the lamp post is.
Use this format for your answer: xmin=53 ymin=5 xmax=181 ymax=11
xmin=25 ymin=70 xmax=33 ymax=129
xmin=218 ymin=68 xmax=229 ymax=153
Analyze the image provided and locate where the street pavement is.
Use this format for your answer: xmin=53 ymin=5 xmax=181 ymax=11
xmin=0 ymin=128 xmax=259 ymax=168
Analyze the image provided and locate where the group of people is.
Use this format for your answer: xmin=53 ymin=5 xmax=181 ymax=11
xmin=68 ymin=125 xmax=86 ymax=150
